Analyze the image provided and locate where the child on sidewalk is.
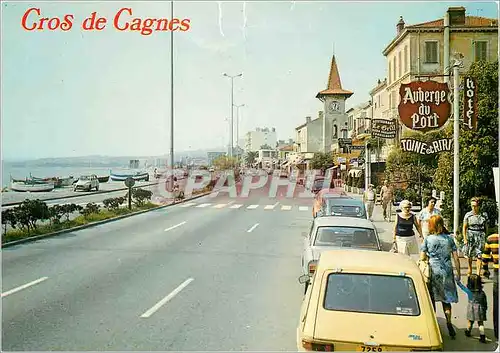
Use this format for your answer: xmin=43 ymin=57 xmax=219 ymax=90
xmin=460 ymin=274 xmax=488 ymax=343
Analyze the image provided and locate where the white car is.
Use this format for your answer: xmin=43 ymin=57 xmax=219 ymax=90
xmin=74 ymin=174 xmax=99 ymax=192
xmin=301 ymin=216 xmax=382 ymax=293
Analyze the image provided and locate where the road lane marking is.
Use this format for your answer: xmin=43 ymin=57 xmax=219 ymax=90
xmin=213 ymin=203 xmax=228 ymax=209
xmin=180 ymin=202 xmax=196 ymax=208
xmin=299 ymin=206 xmax=309 ymax=211
xmin=164 ymin=221 xmax=187 ymax=232
xmin=230 ymin=204 xmax=243 ymax=209
xmin=247 ymin=223 xmax=260 ymax=233
xmin=247 ymin=205 xmax=259 ymax=209
xmin=264 ymin=202 xmax=279 ymax=210
xmin=196 ymin=203 xmax=212 ymax=208
xmin=281 ymin=205 xmax=292 ymax=211
xmin=2 ymin=277 xmax=49 ymax=298
xmin=140 ymin=278 xmax=194 ymax=318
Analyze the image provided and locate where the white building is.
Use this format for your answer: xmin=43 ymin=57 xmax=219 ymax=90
xmin=347 ymin=101 xmax=372 ymax=139
xmin=244 ymin=127 xmax=277 ymax=152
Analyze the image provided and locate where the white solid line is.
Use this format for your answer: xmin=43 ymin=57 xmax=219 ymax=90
xmin=180 ymin=202 xmax=196 ymax=208
xmin=196 ymin=203 xmax=212 ymax=208
xmin=2 ymin=277 xmax=49 ymax=298
xmin=213 ymin=203 xmax=228 ymax=209
xmin=164 ymin=221 xmax=187 ymax=232
xmin=281 ymin=205 xmax=292 ymax=210
xmin=264 ymin=202 xmax=279 ymax=210
xmin=230 ymin=204 xmax=243 ymax=209
xmin=140 ymin=278 xmax=194 ymax=318
xmin=247 ymin=205 xmax=259 ymax=209
xmin=299 ymin=206 xmax=309 ymax=211
xmin=247 ymin=223 xmax=260 ymax=233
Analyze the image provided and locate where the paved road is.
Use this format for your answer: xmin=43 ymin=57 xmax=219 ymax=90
xmin=3 ymin=182 xmax=496 ymax=351
xmin=2 ymin=181 xmax=309 ymax=351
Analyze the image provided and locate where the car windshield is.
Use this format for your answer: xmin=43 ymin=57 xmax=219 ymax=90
xmin=325 ymin=199 xmax=366 ymax=218
xmin=324 ymin=273 xmax=420 ymax=316
xmin=314 ymin=226 xmax=378 ymax=250
xmin=79 ymin=176 xmax=90 ymax=180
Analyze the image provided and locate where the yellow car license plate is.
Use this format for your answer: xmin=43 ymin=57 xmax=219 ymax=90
xmin=357 ymin=346 xmax=383 ymax=352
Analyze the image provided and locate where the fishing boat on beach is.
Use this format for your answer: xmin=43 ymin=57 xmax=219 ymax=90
xmin=31 ymin=176 xmax=75 ymax=188
xmin=10 ymin=180 xmax=55 ymax=192
xmin=109 ymin=171 xmax=150 ymax=182
xmin=98 ymin=176 xmax=110 ymax=183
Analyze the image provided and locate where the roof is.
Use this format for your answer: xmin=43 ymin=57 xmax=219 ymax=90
xmin=314 ymin=216 xmax=375 ymax=229
xmin=369 ymin=79 xmax=387 ymax=96
xmin=316 ymin=55 xmax=354 ymax=98
xmin=383 ymin=15 xmax=498 ymax=55
xmin=278 ymin=145 xmax=294 ymax=151
xmin=316 ymin=249 xmax=421 ymax=276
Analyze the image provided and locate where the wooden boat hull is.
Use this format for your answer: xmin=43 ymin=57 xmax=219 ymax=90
xmin=110 ymin=172 xmax=149 ymax=182
xmin=10 ymin=181 xmax=55 ymax=192
xmin=98 ymin=176 xmax=110 ymax=183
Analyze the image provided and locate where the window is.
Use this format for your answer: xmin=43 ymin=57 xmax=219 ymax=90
xmin=404 ymin=45 xmax=408 ymax=72
xmin=332 ymin=124 xmax=338 ymax=138
xmin=398 ymin=51 xmax=402 ymax=77
xmin=388 ymin=62 xmax=392 ymax=83
xmin=425 ymin=41 xmax=438 ymax=63
xmin=324 ymin=273 xmax=421 ymax=316
xmin=314 ymin=226 xmax=378 ymax=250
xmin=393 ymin=57 xmax=396 ymax=80
xmin=474 ymin=41 xmax=488 ymax=62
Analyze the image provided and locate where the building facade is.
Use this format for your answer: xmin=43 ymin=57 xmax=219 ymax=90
xmin=244 ymin=127 xmax=277 ymax=152
xmin=383 ymin=7 xmax=498 ymax=136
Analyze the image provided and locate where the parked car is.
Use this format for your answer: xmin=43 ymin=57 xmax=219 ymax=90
xmin=312 ymin=189 xmax=349 ymax=218
xmin=315 ymin=196 xmax=368 ymax=219
xmin=297 ymin=250 xmax=443 ymax=351
xmin=301 ymin=217 xmax=381 ymax=293
xmin=74 ymin=174 xmax=99 ymax=192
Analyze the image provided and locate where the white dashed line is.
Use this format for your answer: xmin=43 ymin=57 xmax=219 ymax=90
xmin=281 ymin=205 xmax=292 ymax=211
xmin=164 ymin=221 xmax=187 ymax=232
xmin=140 ymin=278 xmax=194 ymax=318
xmin=180 ymin=203 xmax=196 ymax=208
xmin=264 ymin=202 xmax=279 ymax=210
xmin=230 ymin=204 xmax=243 ymax=209
xmin=247 ymin=223 xmax=260 ymax=233
xmin=196 ymin=203 xmax=212 ymax=208
xmin=247 ymin=205 xmax=259 ymax=209
xmin=213 ymin=203 xmax=228 ymax=209
xmin=2 ymin=277 xmax=49 ymax=298
xmin=299 ymin=206 xmax=309 ymax=211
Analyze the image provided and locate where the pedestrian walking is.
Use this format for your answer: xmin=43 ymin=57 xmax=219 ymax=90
xmin=362 ymin=184 xmax=376 ymax=221
xmin=420 ymin=214 xmax=461 ymax=339
xmin=463 ymin=197 xmax=489 ymax=276
xmin=392 ymin=200 xmax=423 ymax=255
xmin=461 ymin=274 xmax=488 ymax=343
xmin=379 ymin=180 xmax=394 ymax=221
xmin=417 ymin=197 xmax=441 ymax=239
xmin=481 ymin=232 xmax=499 ymax=341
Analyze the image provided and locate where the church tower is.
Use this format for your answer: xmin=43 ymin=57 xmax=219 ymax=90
xmin=316 ymin=55 xmax=353 ymax=153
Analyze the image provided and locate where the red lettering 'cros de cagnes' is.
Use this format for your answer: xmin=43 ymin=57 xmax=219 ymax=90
xmin=113 ymin=7 xmax=191 ymax=35
xmin=21 ymin=7 xmax=74 ymax=31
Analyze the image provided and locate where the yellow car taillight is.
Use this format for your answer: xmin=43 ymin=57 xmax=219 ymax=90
xmin=308 ymin=261 xmax=317 ymax=274
xmin=302 ymin=339 xmax=334 ymax=351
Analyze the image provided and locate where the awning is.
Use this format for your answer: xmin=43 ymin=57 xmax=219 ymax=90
xmin=326 ymin=166 xmax=339 ymax=170
xmin=348 ymin=169 xmax=363 ymax=177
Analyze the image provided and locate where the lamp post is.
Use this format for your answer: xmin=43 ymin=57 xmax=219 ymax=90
xmin=234 ymin=103 xmax=245 ymax=148
xmin=223 ymin=73 xmax=243 ymax=158
xmin=169 ymin=0 xmax=174 ymax=171
xmin=452 ymin=54 xmax=463 ymax=236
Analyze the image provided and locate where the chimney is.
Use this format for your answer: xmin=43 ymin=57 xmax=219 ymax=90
xmin=306 ymin=116 xmax=311 ymax=123
xmin=396 ymin=16 xmax=405 ymax=35
xmin=318 ymin=111 xmax=324 ymax=120
xmin=272 ymin=127 xmax=275 ymax=132
xmin=447 ymin=7 xmax=466 ymax=26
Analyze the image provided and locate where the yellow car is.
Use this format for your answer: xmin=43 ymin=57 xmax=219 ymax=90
xmin=297 ymin=250 xmax=443 ymax=351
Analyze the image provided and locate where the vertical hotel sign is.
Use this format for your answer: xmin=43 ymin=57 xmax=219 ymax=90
xmin=463 ymin=77 xmax=478 ymax=130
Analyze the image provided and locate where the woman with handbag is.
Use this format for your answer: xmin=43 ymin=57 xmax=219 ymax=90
xmin=420 ymin=214 xmax=461 ymax=339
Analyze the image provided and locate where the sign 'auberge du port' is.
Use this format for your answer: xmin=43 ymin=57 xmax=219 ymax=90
xmin=398 ymin=80 xmax=451 ymax=133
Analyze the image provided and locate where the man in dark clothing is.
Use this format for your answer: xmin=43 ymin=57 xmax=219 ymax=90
xmin=481 ymin=233 xmax=499 ymax=340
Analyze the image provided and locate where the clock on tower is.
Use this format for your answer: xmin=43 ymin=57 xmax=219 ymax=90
xmin=328 ymin=100 xmax=340 ymax=113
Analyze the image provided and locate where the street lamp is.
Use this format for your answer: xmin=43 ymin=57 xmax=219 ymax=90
xmin=234 ymin=103 xmax=245 ymax=147
xmin=223 ymin=73 xmax=243 ymax=158
xmin=169 ymin=0 xmax=174 ymax=170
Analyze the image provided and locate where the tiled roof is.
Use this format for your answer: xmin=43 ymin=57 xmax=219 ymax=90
xmin=316 ymin=55 xmax=354 ymax=98
xmin=407 ymin=16 xmax=498 ymax=28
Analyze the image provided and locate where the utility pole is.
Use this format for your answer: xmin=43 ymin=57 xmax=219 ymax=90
xmin=234 ymin=104 xmax=245 ymax=148
xmin=169 ymin=0 xmax=174 ymax=171
xmin=452 ymin=56 xmax=462 ymax=236
xmin=223 ymin=73 xmax=242 ymax=158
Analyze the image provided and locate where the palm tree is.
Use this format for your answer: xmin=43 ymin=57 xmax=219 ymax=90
xmin=245 ymin=151 xmax=258 ymax=166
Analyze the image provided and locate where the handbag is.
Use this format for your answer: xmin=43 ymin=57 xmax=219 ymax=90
xmin=417 ymin=258 xmax=431 ymax=283
xmin=389 ymin=242 xmax=398 ymax=253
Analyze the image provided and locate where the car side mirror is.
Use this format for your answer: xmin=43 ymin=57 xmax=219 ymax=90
xmin=298 ymin=274 xmax=310 ymax=284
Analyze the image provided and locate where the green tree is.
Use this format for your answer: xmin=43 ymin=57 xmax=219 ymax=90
xmin=244 ymin=151 xmax=258 ymax=165
xmin=434 ymin=60 xmax=499 ymax=227
xmin=213 ymin=155 xmax=239 ymax=170
xmin=310 ymin=152 xmax=334 ymax=171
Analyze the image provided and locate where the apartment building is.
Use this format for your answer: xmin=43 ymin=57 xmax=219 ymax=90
xmin=244 ymin=127 xmax=277 ymax=152
xmin=383 ymin=6 xmax=498 ymax=135
xmin=347 ymin=101 xmax=373 ymax=138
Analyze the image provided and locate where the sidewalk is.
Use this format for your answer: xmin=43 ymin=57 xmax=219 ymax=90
xmin=346 ymin=191 xmax=497 ymax=350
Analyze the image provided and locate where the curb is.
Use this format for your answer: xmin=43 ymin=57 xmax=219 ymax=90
xmin=1 ymin=181 xmax=162 ymax=207
xmin=1 ymin=190 xmax=212 ymax=248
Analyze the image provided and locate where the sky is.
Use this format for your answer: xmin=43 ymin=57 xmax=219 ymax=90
xmin=1 ymin=0 xmax=498 ymax=160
